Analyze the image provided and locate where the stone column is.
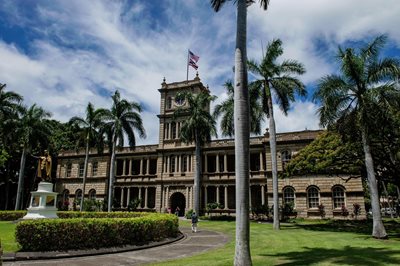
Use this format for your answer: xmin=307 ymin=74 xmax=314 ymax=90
xmin=138 ymin=187 xmax=142 ymax=200
xmin=224 ymin=154 xmax=228 ymax=173
xmin=122 ymin=160 xmax=126 ymax=176
xmin=178 ymin=155 xmax=181 ymax=173
xmin=186 ymin=186 xmax=189 ymax=210
xmin=224 ymin=186 xmax=228 ymax=209
xmin=144 ymin=187 xmax=148 ymax=209
xmin=167 ymin=156 xmax=170 ymax=173
xmin=204 ymin=186 xmax=208 ymax=207
xmin=169 ymin=122 xmax=172 ymax=139
xmin=261 ymin=185 xmax=265 ymax=205
xmin=128 ymin=160 xmax=132 ymax=175
xmin=165 ymin=186 xmax=169 ymax=209
xmin=127 ymin=187 xmax=131 ymax=206
xmin=216 ymin=154 xmax=220 ymax=173
xmin=140 ymin=159 xmax=143 ymax=175
xmin=146 ymin=158 xmax=150 ymax=175
xmin=249 ymin=185 xmax=252 ymax=208
xmin=121 ymin=187 xmax=125 ymax=208
xmin=216 ymin=186 xmax=220 ymax=205
xmin=204 ymin=154 xmax=208 ymax=173
xmin=260 ymin=152 xmax=264 ymax=171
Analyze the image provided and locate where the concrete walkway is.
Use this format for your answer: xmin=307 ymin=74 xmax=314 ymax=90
xmin=4 ymin=227 xmax=229 ymax=266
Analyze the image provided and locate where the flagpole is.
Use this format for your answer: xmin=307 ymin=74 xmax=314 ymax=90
xmin=186 ymin=49 xmax=189 ymax=81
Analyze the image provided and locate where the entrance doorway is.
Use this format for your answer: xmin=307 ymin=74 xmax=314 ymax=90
xmin=170 ymin=192 xmax=185 ymax=216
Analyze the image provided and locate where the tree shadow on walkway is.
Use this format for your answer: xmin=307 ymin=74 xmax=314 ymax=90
xmin=262 ymin=246 xmax=400 ymax=265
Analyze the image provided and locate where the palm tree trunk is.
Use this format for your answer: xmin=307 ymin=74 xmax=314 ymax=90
xmin=80 ymin=134 xmax=90 ymax=212
xmin=361 ymin=127 xmax=387 ymax=238
xmin=234 ymin=0 xmax=252 ymax=265
xmin=194 ymin=131 xmax=201 ymax=215
xmin=267 ymin=94 xmax=280 ymax=230
xmin=15 ymin=146 xmax=27 ymax=210
xmin=107 ymin=136 xmax=117 ymax=212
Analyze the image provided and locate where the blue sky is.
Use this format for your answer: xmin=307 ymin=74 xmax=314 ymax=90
xmin=0 ymin=0 xmax=399 ymax=145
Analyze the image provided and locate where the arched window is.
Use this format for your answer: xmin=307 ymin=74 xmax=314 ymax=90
xmin=62 ymin=189 xmax=70 ymax=202
xmin=283 ymin=187 xmax=295 ymax=206
xmin=167 ymin=97 xmax=172 ymax=109
xmin=332 ymin=186 xmax=345 ymax=209
xmin=75 ymin=189 xmax=82 ymax=201
xmin=89 ymin=189 xmax=96 ymax=200
xmin=307 ymin=186 xmax=319 ymax=208
xmin=66 ymin=163 xmax=72 ymax=177
xmin=281 ymin=150 xmax=292 ymax=169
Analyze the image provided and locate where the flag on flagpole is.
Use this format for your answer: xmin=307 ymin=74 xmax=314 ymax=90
xmin=188 ymin=50 xmax=199 ymax=70
xmin=189 ymin=59 xmax=198 ymax=70
xmin=189 ymin=50 xmax=199 ymax=63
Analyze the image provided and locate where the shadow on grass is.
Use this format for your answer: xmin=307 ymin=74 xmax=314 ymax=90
xmin=291 ymin=219 xmax=400 ymax=239
xmin=263 ymin=246 xmax=400 ymax=266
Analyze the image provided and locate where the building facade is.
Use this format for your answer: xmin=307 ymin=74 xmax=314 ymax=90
xmin=56 ymin=75 xmax=365 ymax=218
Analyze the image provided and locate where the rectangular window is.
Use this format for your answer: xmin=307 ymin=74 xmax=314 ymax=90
xmin=79 ymin=163 xmax=84 ymax=177
xmin=170 ymin=156 xmax=176 ymax=173
xmin=92 ymin=162 xmax=98 ymax=177
xmin=66 ymin=164 xmax=72 ymax=177
xmin=182 ymin=156 xmax=188 ymax=172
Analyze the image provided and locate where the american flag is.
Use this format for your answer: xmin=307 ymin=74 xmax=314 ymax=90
xmin=189 ymin=58 xmax=198 ymax=70
xmin=189 ymin=50 xmax=199 ymax=63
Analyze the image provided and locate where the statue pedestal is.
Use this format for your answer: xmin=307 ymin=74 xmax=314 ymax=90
xmin=23 ymin=182 xmax=58 ymax=219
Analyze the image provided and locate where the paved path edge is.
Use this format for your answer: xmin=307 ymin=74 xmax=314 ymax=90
xmin=2 ymin=232 xmax=185 ymax=262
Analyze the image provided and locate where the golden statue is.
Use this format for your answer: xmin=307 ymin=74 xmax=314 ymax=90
xmin=37 ymin=150 xmax=52 ymax=182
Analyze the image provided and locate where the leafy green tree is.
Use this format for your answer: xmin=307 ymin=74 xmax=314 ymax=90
xmin=313 ymin=35 xmax=400 ymax=239
xmin=174 ymin=91 xmax=217 ymax=215
xmin=70 ymin=102 xmax=105 ymax=211
xmin=213 ymin=80 xmax=263 ymax=137
xmin=211 ymin=0 xmax=270 ymax=264
xmin=14 ymin=104 xmax=52 ymax=210
xmin=248 ymin=38 xmax=306 ymax=230
xmin=0 ymin=83 xmax=23 ymax=209
xmin=283 ymin=131 xmax=363 ymax=177
xmin=101 ymin=90 xmax=146 ymax=212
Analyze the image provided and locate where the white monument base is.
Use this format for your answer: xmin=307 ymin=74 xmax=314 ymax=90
xmin=23 ymin=182 xmax=58 ymax=219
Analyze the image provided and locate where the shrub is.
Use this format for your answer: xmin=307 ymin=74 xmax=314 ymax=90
xmin=82 ymin=199 xmax=103 ymax=212
xmin=185 ymin=209 xmax=194 ymax=219
xmin=0 ymin=211 xmax=27 ymax=221
xmin=56 ymin=211 xmax=149 ymax=219
xmin=353 ymin=203 xmax=361 ymax=219
xmin=15 ymin=213 xmax=179 ymax=251
xmin=318 ymin=204 xmax=326 ymax=218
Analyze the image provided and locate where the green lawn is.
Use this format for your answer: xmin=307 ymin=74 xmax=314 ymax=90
xmin=1 ymin=219 xmax=400 ymax=265
xmin=0 ymin=221 xmax=18 ymax=253
xmin=151 ymin=219 xmax=400 ymax=266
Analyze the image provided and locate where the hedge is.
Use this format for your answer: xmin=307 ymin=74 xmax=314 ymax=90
xmin=0 ymin=211 xmax=27 ymax=221
xmin=16 ymin=214 xmax=179 ymax=251
xmin=0 ymin=211 xmax=150 ymax=221
xmin=57 ymin=211 xmax=150 ymax=219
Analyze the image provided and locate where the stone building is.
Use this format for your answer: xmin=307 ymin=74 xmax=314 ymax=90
xmin=56 ymin=75 xmax=365 ymax=218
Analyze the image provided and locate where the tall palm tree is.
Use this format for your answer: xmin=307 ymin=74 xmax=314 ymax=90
xmin=211 ymin=1 xmax=269 ymax=264
xmin=0 ymin=83 xmax=23 ymax=120
xmin=313 ymin=35 xmax=400 ymax=239
xmin=0 ymin=83 xmax=23 ymax=209
xmin=213 ymin=80 xmax=263 ymax=137
xmin=248 ymin=38 xmax=306 ymax=230
xmin=14 ymin=104 xmax=52 ymax=210
xmin=101 ymin=90 xmax=146 ymax=212
xmin=174 ymin=90 xmax=217 ymax=216
xmin=69 ymin=102 xmax=105 ymax=211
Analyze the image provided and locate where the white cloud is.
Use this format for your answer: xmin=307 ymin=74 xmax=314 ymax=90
xmin=0 ymin=0 xmax=398 ymax=146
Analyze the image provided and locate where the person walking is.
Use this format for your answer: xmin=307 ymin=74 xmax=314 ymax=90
xmin=191 ymin=211 xmax=198 ymax=233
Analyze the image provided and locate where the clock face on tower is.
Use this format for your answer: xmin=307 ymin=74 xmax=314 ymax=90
xmin=174 ymin=97 xmax=185 ymax=106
